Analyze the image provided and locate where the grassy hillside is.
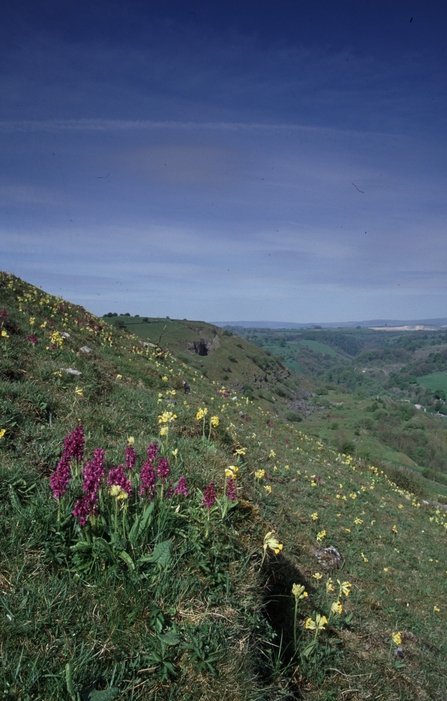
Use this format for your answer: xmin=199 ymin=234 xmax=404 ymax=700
xmin=231 ymin=325 xmax=447 ymax=493
xmin=1 ymin=272 xmax=447 ymax=701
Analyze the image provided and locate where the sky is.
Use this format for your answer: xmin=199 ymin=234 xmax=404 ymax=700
xmin=1 ymin=0 xmax=446 ymax=323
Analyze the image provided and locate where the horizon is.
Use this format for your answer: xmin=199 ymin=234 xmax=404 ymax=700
xmin=2 ymin=1 xmax=447 ymax=322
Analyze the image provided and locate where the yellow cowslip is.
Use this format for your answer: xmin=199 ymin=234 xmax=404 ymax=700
xmin=316 ymin=529 xmax=326 ymax=543
xmin=1 ymin=329 xmax=9 ymax=338
xmin=292 ymin=584 xmax=308 ymax=600
xmin=127 ymin=436 xmax=135 ymax=445
xmin=75 ymin=387 xmax=83 ymax=397
xmin=196 ymin=407 xmax=208 ymax=420
xmin=225 ymin=466 xmax=238 ymax=478
xmin=326 ymin=577 xmax=335 ymax=593
xmin=263 ymin=484 xmax=272 ymax=494
xmin=311 ymin=512 xmax=319 ymax=521
xmin=159 ymin=426 xmax=168 ymax=436
xmin=0 ymin=428 xmax=6 ymax=440
xmin=392 ymin=631 xmax=402 ymax=646
xmin=210 ymin=415 xmax=219 ymax=427
xmin=268 ymin=449 xmax=276 ymax=459
xmin=331 ymin=601 xmax=343 ymax=615
xmin=263 ymin=531 xmax=283 ymax=555
xmin=234 ymin=447 xmax=246 ymax=456
xmin=337 ymin=580 xmax=352 ymax=597
xmin=312 ymin=572 xmax=323 ymax=581
xmin=255 ymin=469 xmax=265 ymax=479
xmin=158 ymin=411 xmax=177 ymax=424
xmin=305 ymin=614 xmax=327 ymax=632
xmin=109 ymin=485 xmax=128 ymax=500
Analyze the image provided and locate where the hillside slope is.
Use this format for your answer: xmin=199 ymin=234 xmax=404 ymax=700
xmin=1 ymin=272 xmax=447 ymax=701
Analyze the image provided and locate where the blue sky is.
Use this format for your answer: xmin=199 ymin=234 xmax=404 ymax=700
xmin=1 ymin=0 xmax=446 ymax=322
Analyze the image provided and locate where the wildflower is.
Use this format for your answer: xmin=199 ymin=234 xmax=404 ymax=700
xmin=116 ymin=374 xmax=122 ymax=380
xmin=349 ymin=492 xmax=357 ymax=500
xmin=63 ymin=425 xmax=84 ymax=463
xmin=146 ymin=442 xmax=159 ymax=464
xmin=196 ymin=407 xmax=208 ymax=420
xmin=326 ymin=578 xmax=335 ymax=593
xmin=158 ymin=411 xmax=177 ymax=424
xmin=157 ymin=457 xmax=170 ymax=482
xmin=305 ymin=614 xmax=328 ymax=632
xmin=50 ymin=452 xmax=72 ymax=499
xmin=109 ymin=484 xmax=129 ymax=500
xmin=234 ymin=447 xmax=246 ymax=456
xmin=316 ymin=530 xmax=326 ymax=543
xmin=26 ymin=333 xmax=38 ymax=345
xmin=73 ymin=449 xmax=105 ymax=524
xmin=331 ymin=601 xmax=343 ymax=615
xmin=1 ymin=329 xmax=9 ymax=338
xmin=140 ymin=461 xmax=156 ymax=498
xmin=125 ymin=444 xmax=136 ymax=471
xmin=75 ymin=386 xmax=83 ymax=397
xmin=354 ymin=517 xmax=363 ymax=525
xmin=392 ymin=632 xmax=402 ymax=646
xmin=311 ymin=512 xmax=319 ymax=521
xmin=312 ymin=572 xmax=323 ymax=581
xmin=433 ymin=605 xmax=440 ymax=613
xmin=263 ymin=484 xmax=272 ymax=493
xmin=255 ymin=469 xmax=265 ymax=479
xmin=263 ymin=531 xmax=283 ymax=555
xmin=202 ymin=480 xmax=217 ymax=509
xmin=225 ymin=477 xmax=237 ymax=501
xmin=292 ymin=584 xmax=308 ymax=599
xmin=268 ymin=449 xmax=276 ymax=459
xmin=159 ymin=426 xmax=169 ymax=436
xmin=162 ymin=375 xmax=169 ymax=381
xmin=173 ymin=475 xmax=188 ymax=497
xmin=225 ymin=465 xmax=239 ymax=478
xmin=0 ymin=428 xmax=6 ymax=440
xmin=337 ymin=580 xmax=352 ymax=597
xmin=392 ymin=524 xmax=398 ymax=534
xmin=361 ymin=552 xmax=369 ymax=562
xmin=108 ymin=465 xmax=132 ymax=496
xmin=210 ymin=415 xmax=219 ymax=427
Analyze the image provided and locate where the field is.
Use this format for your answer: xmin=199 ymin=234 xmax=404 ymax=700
xmin=2 ymin=274 xmax=447 ymax=701
xmin=417 ymin=371 xmax=447 ymax=394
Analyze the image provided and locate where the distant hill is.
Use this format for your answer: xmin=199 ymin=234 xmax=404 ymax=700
xmin=214 ymin=318 xmax=447 ymax=329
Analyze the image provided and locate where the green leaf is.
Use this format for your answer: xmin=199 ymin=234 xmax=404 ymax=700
xmin=88 ymin=688 xmax=120 ymax=701
xmin=139 ymin=540 xmax=171 ymax=567
xmin=118 ymin=550 xmax=135 ymax=571
xmin=128 ymin=501 xmax=154 ymax=546
xmin=159 ymin=631 xmax=180 ymax=646
xmin=65 ymin=662 xmax=75 ymax=698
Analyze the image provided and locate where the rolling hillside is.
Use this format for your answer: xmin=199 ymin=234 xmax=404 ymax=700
xmin=1 ymin=272 xmax=447 ymax=701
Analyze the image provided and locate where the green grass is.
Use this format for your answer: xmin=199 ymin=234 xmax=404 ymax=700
xmin=417 ymin=371 xmax=447 ymax=393
xmin=1 ymin=273 xmax=447 ymax=700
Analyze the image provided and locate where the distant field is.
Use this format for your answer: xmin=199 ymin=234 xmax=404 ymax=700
xmin=290 ymin=339 xmax=340 ymax=356
xmin=417 ymin=371 xmax=447 ymax=393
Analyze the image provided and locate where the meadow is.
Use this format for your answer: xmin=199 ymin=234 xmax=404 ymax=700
xmin=1 ymin=273 xmax=447 ymax=700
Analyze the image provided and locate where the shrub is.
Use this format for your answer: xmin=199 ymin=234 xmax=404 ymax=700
xmin=284 ymin=410 xmax=302 ymax=423
xmin=383 ymin=465 xmax=429 ymax=499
